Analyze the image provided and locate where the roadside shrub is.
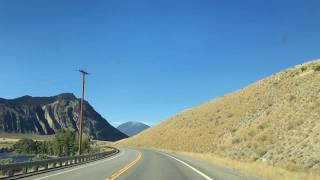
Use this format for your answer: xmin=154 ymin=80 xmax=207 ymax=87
xmin=289 ymin=95 xmax=296 ymax=102
xmin=301 ymin=67 xmax=307 ymax=72
xmin=255 ymin=148 xmax=267 ymax=157
xmin=13 ymin=139 xmax=36 ymax=154
xmin=227 ymin=113 xmax=234 ymax=118
xmin=314 ymin=65 xmax=320 ymax=71
xmin=258 ymin=123 xmax=267 ymax=130
xmin=232 ymin=138 xmax=240 ymax=144
xmin=287 ymin=119 xmax=304 ymax=130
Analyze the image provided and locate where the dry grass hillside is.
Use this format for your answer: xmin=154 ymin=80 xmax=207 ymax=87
xmin=119 ymin=60 xmax=320 ymax=175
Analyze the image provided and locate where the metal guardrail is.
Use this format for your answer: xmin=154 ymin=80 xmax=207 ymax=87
xmin=0 ymin=147 xmax=119 ymax=179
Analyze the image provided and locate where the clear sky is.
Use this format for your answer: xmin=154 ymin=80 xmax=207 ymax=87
xmin=0 ymin=0 xmax=319 ymax=127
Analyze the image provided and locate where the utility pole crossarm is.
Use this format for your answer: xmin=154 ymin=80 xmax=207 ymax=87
xmin=79 ymin=70 xmax=89 ymax=75
xmin=78 ymin=69 xmax=89 ymax=155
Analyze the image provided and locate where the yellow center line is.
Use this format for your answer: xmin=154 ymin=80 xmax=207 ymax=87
xmin=106 ymin=151 xmax=142 ymax=180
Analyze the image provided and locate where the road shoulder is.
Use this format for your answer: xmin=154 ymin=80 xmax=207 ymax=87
xmin=151 ymin=149 xmax=261 ymax=180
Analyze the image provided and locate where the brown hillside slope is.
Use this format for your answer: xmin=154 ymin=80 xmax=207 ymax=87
xmin=119 ymin=60 xmax=320 ymax=170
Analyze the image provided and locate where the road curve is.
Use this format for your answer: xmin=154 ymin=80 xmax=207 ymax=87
xmin=20 ymin=148 xmax=259 ymax=180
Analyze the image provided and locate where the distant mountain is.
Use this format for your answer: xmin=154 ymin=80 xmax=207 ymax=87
xmin=0 ymin=93 xmax=128 ymax=141
xmin=117 ymin=121 xmax=150 ymax=136
xmin=119 ymin=59 xmax=320 ymax=170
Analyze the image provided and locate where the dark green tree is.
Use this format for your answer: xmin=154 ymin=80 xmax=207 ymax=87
xmin=52 ymin=129 xmax=77 ymax=156
xmin=12 ymin=129 xmax=93 ymax=157
xmin=82 ymin=136 xmax=93 ymax=154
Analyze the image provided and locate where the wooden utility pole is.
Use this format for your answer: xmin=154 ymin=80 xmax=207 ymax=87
xmin=78 ymin=70 xmax=89 ymax=155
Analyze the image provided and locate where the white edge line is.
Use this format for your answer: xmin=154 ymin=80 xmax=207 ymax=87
xmin=33 ymin=150 xmax=125 ymax=180
xmin=163 ymin=153 xmax=213 ymax=180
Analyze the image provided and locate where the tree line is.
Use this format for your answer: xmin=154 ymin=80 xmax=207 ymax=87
xmin=13 ymin=129 xmax=93 ymax=158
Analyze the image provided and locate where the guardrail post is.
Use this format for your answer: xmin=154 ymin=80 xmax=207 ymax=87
xmin=34 ymin=165 xmax=39 ymax=172
xmin=7 ymin=169 xmax=14 ymax=177
xmin=22 ymin=167 xmax=27 ymax=174
xmin=44 ymin=164 xmax=48 ymax=170
xmin=59 ymin=161 xmax=62 ymax=167
xmin=52 ymin=162 xmax=56 ymax=168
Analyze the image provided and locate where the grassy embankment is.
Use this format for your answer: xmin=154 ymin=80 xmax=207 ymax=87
xmin=117 ymin=60 xmax=320 ymax=180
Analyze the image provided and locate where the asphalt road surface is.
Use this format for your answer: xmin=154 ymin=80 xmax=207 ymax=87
xmin=20 ymin=148 xmax=259 ymax=180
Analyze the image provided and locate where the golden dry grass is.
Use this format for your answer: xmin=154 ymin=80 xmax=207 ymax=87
xmin=93 ymin=140 xmax=115 ymax=152
xmin=0 ymin=138 xmax=18 ymax=149
xmin=119 ymin=59 xmax=320 ymax=178
xmin=0 ymin=133 xmax=54 ymax=149
xmin=171 ymin=150 xmax=320 ymax=180
xmin=0 ymin=133 xmax=53 ymax=141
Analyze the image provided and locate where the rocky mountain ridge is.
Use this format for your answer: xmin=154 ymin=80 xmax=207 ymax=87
xmin=0 ymin=93 xmax=127 ymax=141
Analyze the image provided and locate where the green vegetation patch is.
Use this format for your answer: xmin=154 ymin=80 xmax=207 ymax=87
xmin=12 ymin=129 xmax=93 ymax=158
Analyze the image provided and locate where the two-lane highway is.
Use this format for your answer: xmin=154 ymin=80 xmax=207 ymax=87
xmin=21 ymin=149 xmax=259 ymax=180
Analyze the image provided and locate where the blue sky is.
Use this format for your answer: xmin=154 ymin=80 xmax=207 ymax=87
xmin=0 ymin=0 xmax=319 ymax=126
